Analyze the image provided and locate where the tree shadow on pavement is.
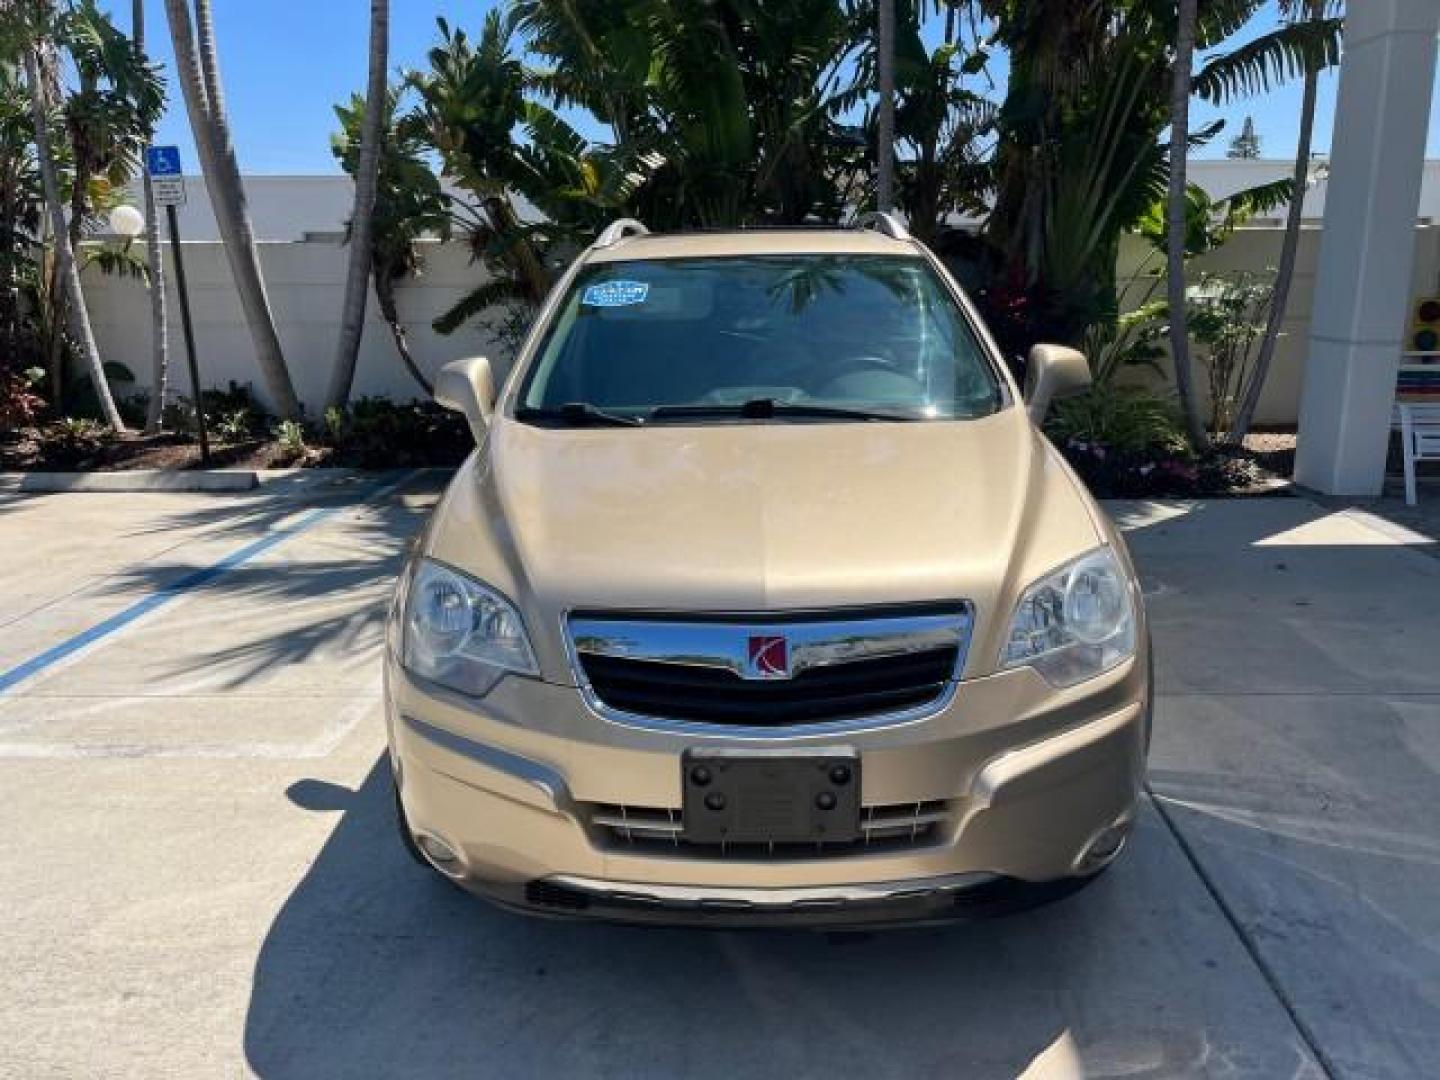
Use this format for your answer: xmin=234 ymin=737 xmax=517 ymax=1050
xmin=242 ymin=757 xmax=1314 ymax=1080
xmin=93 ymin=477 xmax=442 ymax=690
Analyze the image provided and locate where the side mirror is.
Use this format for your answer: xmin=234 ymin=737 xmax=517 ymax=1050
xmin=1023 ymin=344 xmax=1091 ymax=424
xmin=434 ymin=356 xmax=496 ymax=444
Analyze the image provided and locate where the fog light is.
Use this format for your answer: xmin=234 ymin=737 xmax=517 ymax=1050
xmin=418 ymin=834 xmax=459 ymax=867
xmin=1076 ymin=820 xmax=1130 ymax=874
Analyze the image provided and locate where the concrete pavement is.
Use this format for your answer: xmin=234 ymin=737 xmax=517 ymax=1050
xmin=0 ymin=480 xmax=1436 ymax=1077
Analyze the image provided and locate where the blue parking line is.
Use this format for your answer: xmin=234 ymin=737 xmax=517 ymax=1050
xmin=0 ymin=506 xmax=336 ymax=696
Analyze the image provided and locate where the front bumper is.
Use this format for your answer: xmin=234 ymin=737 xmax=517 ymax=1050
xmin=386 ymin=644 xmax=1149 ymax=925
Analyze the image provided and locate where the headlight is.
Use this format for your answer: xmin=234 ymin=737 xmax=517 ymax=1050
xmin=1000 ymin=546 xmax=1136 ymax=687
xmin=401 ymin=559 xmax=538 ymax=695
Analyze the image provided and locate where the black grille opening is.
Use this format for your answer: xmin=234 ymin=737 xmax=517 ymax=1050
xmin=579 ymin=646 xmax=957 ymax=726
xmin=590 ymin=800 xmax=951 ymax=860
xmin=525 ymin=880 xmax=591 ymax=910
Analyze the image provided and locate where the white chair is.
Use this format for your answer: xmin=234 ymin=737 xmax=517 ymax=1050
xmin=1395 ymin=402 xmax=1440 ymax=505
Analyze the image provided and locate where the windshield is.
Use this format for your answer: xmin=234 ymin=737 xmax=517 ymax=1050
xmin=518 ymin=255 xmax=1004 ymax=422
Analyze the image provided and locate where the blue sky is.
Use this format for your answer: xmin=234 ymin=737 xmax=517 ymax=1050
xmin=120 ymin=0 xmax=1439 ymax=175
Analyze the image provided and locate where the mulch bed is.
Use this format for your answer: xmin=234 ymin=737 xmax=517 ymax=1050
xmin=0 ymin=430 xmax=300 ymax=472
xmin=1058 ymin=430 xmax=1297 ymax=499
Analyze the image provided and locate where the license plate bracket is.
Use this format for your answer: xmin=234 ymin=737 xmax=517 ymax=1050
xmin=681 ymin=747 xmax=860 ymax=844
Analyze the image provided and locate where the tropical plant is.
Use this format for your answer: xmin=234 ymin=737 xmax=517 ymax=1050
xmin=57 ymin=0 xmax=163 ymax=249
xmin=1048 ymin=384 xmax=1188 ymax=457
xmin=858 ymin=1 xmax=995 ymax=242
xmin=410 ymin=10 xmax=555 ymax=311
xmin=1189 ymin=269 xmax=1275 ymax=435
xmin=982 ymin=1 xmax=1177 ymax=349
xmin=408 ymin=9 xmax=655 ymax=340
xmin=1082 ymin=299 xmax=1170 ymax=386
xmin=163 ymin=0 xmax=300 ymax=418
xmin=516 ymin=0 xmax=866 ymax=229
xmin=272 ymin=417 xmax=307 ymax=462
xmin=0 ymin=0 xmax=162 ymax=425
xmin=52 ymin=0 xmax=161 ymax=414
xmin=1170 ymin=0 xmax=1342 ymax=446
xmin=326 ymin=0 xmax=389 ymax=412
xmin=331 ymin=84 xmax=451 ymax=394
xmin=212 ymin=406 xmax=253 ymax=442
xmin=979 ymin=0 xmax=1342 ymax=371
xmin=1080 ymin=173 xmax=1291 ymax=393
xmin=20 ymin=8 xmax=123 ymax=430
xmin=402 ymin=0 xmax=876 ymax=340
xmin=1224 ymin=0 xmax=1340 ymax=445
xmin=0 ymin=56 xmax=42 ymax=377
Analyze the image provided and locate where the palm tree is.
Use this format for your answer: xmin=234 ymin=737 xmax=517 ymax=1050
xmin=331 ymin=87 xmax=448 ymax=395
xmin=325 ymin=0 xmax=388 ymax=412
xmin=1167 ymin=0 xmax=1205 ymax=446
xmin=875 ymin=0 xmax=895 ymax=211
xmin=163 ymin=0 xmax=300 ymax=418
xmin=22 ymin=32 xmax=123 ymax=430
xmin=410 ymin=10 xmax=571 ymax=321
xmin=0 ymin=60 xmax=41 ymax=368
xmin=1224 ymin=0 xmax=1337 ymax=444
xmin=979 ymin=0 xmax=1342 ymax=363
xmin=132 ymin=0 xmax=168 ymax=432
xmin=514 ymin=0 xmax=863 ymax=231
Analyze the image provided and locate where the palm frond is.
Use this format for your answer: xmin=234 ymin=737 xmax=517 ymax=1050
xmin=1194 ymin=17 xmax=1343 ymax=103
xmin=433 ymin=277 xmax=529 ymax=335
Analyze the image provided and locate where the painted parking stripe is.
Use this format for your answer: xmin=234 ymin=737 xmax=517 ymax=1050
xmin=0 ymin=470 xmax=422 ymax=697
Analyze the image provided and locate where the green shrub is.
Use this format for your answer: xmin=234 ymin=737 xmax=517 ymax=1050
xmin=213 ymin=409 xmax=256 ymax=442
xmin=273 ymin=419 xmax=308 ymax=464
xmin=318 ymin=397 xmax=470 ymax=469
xmin=1047 ymin=385 xmax=1188 ymax=456
xmin=45 ymin=417 xmax=111 ymax=465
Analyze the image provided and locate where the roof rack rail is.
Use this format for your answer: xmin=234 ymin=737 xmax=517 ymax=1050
xmin=594 ymin=218 xmax=650 ymax=248
xmin=854 ymin=211 xmax=911 ymax=241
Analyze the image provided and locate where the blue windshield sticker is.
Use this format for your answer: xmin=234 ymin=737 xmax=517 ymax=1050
xmin=582 ymin=280 xmax=650 ymax=307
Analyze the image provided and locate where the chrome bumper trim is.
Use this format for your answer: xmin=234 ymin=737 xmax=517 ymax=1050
xmin=403 ymin=714 xmax=573 ymax=812
xmin=541 ymin=871 xmax=999 ymax=909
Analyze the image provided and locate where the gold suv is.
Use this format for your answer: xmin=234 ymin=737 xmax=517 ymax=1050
xmin=385 ymin=214 xmax=1150 ymax=927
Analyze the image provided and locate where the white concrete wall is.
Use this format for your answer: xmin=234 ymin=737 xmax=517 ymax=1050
xmin=1117 ymin=223 xmax=1440 ymax=425
xmin=81 ymin=221 xmax=1440 ymax=425
xmin=118 ymin=176 xmax=542 ymax=243
xmin=121 ymin=164 xmax=1440 ymax=245
xmin=129 ymin=177 xmax=356 ymax=242
xmin=1189 ymin=160 xmax=1440 ymax=224
xmin=83 ymin=238 xmax=505 ymax=413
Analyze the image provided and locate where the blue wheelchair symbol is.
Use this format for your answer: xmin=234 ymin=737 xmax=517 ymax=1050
xmin=146 ymin=146 xmax=183 ymax=177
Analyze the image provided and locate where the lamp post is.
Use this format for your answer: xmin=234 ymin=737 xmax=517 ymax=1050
xmin=114 ymin=198 xmax=209 ymax=465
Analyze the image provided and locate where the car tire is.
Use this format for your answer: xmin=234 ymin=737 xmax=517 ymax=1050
xmin=393 ymin=783 xmax=427 ymax=867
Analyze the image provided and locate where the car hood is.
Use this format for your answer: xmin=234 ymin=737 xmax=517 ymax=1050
xmin=426 ymin=409 xmax=1104 ymax=681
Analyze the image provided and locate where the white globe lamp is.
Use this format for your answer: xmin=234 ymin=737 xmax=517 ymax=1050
xmin=109 ymin=204 xmax=146 ymax=239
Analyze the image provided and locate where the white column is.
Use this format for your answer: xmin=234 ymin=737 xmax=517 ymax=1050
xmin=1294 ymin=0 xmax=1439 ymax=497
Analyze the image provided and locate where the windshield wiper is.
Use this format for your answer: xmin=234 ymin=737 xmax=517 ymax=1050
xmin=515 ymin=402 xmax=643 ymax=427
xmin=649 ymin=398 xmax=919 ymax=423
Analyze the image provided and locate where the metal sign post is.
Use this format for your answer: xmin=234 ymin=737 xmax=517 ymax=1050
xmin=145 ymin=146 xmax=209 ymax=466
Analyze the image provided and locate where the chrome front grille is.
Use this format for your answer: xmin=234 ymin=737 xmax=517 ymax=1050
xmin=569 ymin=607 xmax=971 ymax=729
xmin=590 ymin=800 xmax=952 ymax=858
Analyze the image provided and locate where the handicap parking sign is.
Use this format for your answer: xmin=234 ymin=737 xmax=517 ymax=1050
xmin=145 ymin=146 xmax=183 ymax=177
